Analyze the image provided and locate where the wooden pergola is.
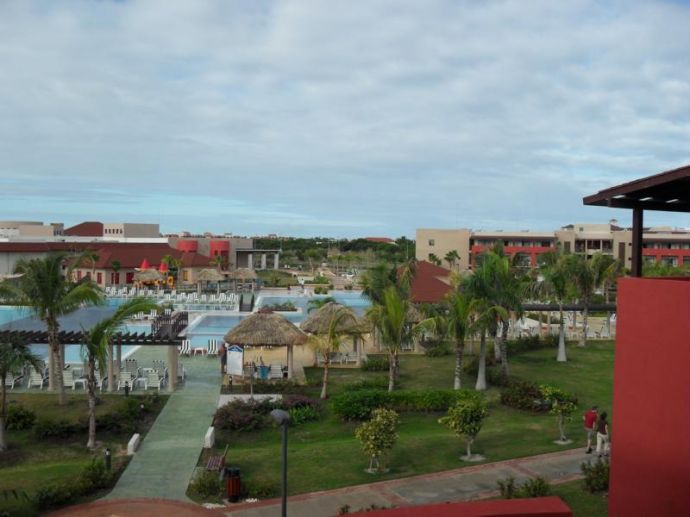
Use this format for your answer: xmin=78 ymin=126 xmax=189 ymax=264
xmin=583 ymin=163 xmax=690 ymax=277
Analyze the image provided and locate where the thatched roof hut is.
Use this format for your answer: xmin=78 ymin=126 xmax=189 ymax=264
xmin=406 ymin=304 xmax=423 ymax=324
xmin=196 ymin=268 xmax=225 ymax=282
xmin=223 ymin=311 xmax=306 ymax=347
xmin=301 ymin=302 xmax=370 ymax=334
xmin=227 ymin=268 xmax=258 ymax=280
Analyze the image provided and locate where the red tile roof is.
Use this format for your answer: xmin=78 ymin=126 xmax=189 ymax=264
xmin=409 ymin=260 xmax=452 ymax=303
xmin=364 ymin=237 xmax=395 ymax=244
xmin=80 ymin=245 xmax=210 ymax=269
xmin=64 ymin=221 xmax=103 ymax=237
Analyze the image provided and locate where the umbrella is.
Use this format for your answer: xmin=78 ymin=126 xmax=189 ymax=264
xmin=196 ymin=268 xmax=225 ymax=282
xmin=139 ymin=258 xmax=150 ymax=270
xmin=406 ymin=304 xmax=423 ymax=324
xmin=228 ymin=268 xmax=258 ymax=280
xmin=133 ymin=269 xmax=164 ymax=283
xmin=300 ymin=302 xmax=370 ymax=334
xmin=224 ymin=310 xmax=306 ymax=347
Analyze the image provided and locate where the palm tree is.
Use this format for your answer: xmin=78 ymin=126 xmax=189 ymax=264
xmin=444 ymin=250 xmax=461 ymax=272
xmin=81 ymin=297 xmax=158 ymax=449
xmin=306 ymin=308 xmax=356 ymax=399
xmin=0 ymin=253 xmax=103 ymax=405
xmin=366 ymin=286 xmax=411 ymax=392
xmin=541 ymin=250 xmax=570 ymax=362
xmin=466 ymin=247 xmax=524 ymax=376
xmin=564 ymin=253 xmax=614 ymax=347
xmin=360 ymin=263 xmax=396 ymax=305
xmin=0 ymin=337 xmax=43 ymax=451
xmin=161 ymin=254 xmax=183 ymax=287
xmin=472 ymin=300 xmax=500 ymax=391
xmin=428 ymin=253 xmax=442 ymax=267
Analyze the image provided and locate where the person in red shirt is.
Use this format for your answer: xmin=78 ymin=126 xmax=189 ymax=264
xmin=583 ymin=405 xmax=598 ymax=453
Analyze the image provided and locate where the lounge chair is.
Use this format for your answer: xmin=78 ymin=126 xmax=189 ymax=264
xmin=178 ymin=340 xmax=191 ymax=356
xmin=269 ymin=364 xmax=284 ymax=380
xmin=118 ymin=371 xmax=134 ymax=391
xmin=5 ymin=373 xmax=23 ymax=390
xmin=28 ymin=370 xmax=48 ymax=389
xmin=207 ymin=339 xmax=218 ymax=356
xmin=62 ymin=369 xmax=77 ymax=390
xmin=144 ymin=370 xmax=165 ymax=391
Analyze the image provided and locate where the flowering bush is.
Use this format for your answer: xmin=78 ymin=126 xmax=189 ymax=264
xmin=439 ymin=394 xmax=488 ymax=459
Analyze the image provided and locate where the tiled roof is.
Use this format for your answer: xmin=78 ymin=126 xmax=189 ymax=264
xmin=64 ymin=221 xmax=103 ymax=237
xmin=364 ymin=237 xmax=395 ymax=244
xmin=409 ymin=260 xmax=452 ymax=303
xmin=78 ymin=245 xmax=210 ymax=269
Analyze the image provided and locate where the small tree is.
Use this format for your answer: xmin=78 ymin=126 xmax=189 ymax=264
xmin=355 ymin=408 xmax=400 ymax=473
xmin=540 ymin=384 xmax=577 ymax=443
xmin=439 ymin=394 xmax=488 ymax=461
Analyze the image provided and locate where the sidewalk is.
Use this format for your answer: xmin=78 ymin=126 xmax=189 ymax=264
xmin=106 ymin=350 xmax=221 ymax=501
xmin=224 ymin=448 xmax=592 ymax=517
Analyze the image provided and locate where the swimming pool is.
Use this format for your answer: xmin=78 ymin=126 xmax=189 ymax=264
xmin=256 ymin=291 xmax=370 ymax=316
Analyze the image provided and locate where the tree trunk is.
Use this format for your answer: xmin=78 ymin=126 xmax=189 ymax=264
xmin=48 ymin=347 xmax=55 ymax=391
xmin=453 ymin=339 xmax=464 ymax=390
xmin=87 ymin=356 xmax=97 ymax=449
xmin=466 ymin=437 xmax=473 ymax=458
xmin=48 ymin=322 xmax=66 ymax=405
xmin=579 ymin=304 xmax=589 ymax=347
xmin=475 ymin=332 xmax=487 ymax=391
xmin=320 ymin=357 xmax=330 ymax=399
xmin=0 ymin=379 xmax=7 ymax=451
xmin=557 ymin=303 xmax=567 ymax=362
xmin=493 ymin=330 xmax=501 ymax=361
xmin=558 ymin=414 xmax=566 ymax=441
xmin=388 ymin=352 xmax=395 ymax=392
xmin=499 ymin=320 xmax=509 ymax=377
xmin=546 ymin=311 xmax=551 ymax=333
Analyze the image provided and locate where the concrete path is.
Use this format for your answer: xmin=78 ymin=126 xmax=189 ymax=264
xmin=224 ymin=448 xmax=593 ymax=517
xmin=106 ymin=352 xmax=221 ymax=501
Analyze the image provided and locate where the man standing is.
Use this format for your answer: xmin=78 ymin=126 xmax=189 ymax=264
xmin=583 ymin=405 xmax=598 ymax=453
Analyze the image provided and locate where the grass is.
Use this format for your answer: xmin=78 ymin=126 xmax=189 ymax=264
xmin=212 ymin=340 xmax=614 ymax=497
xmin=256 ymin=270 xmax=299 ymax=287
xmin=551 ymin=479 xmax=608 ymax=516
xmin=0 ymin=392 xmax=167 ymax=514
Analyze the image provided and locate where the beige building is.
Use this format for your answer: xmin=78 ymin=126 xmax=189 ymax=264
xmin=103 ymin=223 xmax=160 ymax=239
xmin=416 ymin=228 xmax=471 ymax=270
xmin=0 ymin=221 xmax=63 ymax=239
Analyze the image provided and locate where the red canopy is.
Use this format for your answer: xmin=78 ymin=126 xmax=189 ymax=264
xmin=139 ymin=258 xmax=150 ymax=270
xmin=159 ymin=262 xmax=169 ymax=273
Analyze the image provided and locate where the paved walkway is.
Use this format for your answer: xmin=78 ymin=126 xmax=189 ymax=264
xmin=224 ymin=448 xmax=593 ymax=517
xmin=106 ymin=350 xmax=221 ymax=501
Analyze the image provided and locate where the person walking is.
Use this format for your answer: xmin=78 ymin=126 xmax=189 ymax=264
xmin=596 ymin=411 xmax=610 ymax=458
xmin=583 ymin=405 xmax=598 ymax=453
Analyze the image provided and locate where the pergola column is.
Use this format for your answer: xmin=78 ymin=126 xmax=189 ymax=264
xmin=631 ymin=206 xmax=644 ymax=278
xmin=287 ymin=345 xmax=294 ymax=379
xmin=168 ymin=345 xmax=178 ymax=392
xmin=47 ymin=349 xmax=55 ymax=391
xmin=354 ymin=336 xmax=362 ymax=366
xmin=116 ymin=342 xmax=122 ymax=373
xmin=107 ymin=343 xmax=114 ymax=393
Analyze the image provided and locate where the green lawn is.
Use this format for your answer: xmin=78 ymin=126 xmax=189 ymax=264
xmin=0 ymin=392 xmax=167 ymax=514
xmin=551 ymin=479 xmax=608 ymax=516
xmin=215 ymin=341 xmax=614 ymax=497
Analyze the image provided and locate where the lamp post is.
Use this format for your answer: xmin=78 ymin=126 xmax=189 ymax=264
xmin=270 ymin=409 xmax=290 ymax=517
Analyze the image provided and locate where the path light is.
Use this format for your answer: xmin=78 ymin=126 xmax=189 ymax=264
xmin=270 ymin=409 xmax=290 ymax=517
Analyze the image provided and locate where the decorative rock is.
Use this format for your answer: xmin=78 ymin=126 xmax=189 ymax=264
xmin=204 ymin=426 xmax=215 ymax=449
xmin=127 ymin=433 xmax=141 ymax=455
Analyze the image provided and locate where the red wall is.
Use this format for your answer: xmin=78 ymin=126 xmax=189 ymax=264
xmin=642 ymin=248 xmax=690 ymax=265
xmin=210 ymin=240 xmax=230 ymax=257
xmin=176 ymin=240 xmax=198 ymax=252
xmin=610 ymin=277 xmax=690 ymax=516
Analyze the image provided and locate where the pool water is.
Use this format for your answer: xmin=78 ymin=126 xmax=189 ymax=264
xmin=256 ymin=291 xmax=370 ymax=316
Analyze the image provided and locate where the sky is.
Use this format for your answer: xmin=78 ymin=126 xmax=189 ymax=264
xmin=1 ymin=0 xmax=689 ymax=238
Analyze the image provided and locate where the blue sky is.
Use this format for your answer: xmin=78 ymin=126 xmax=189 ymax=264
xmin=1 ymin=0 xmax=689 ymax=238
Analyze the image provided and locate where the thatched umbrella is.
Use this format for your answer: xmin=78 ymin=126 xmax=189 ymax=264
xmin=224 ymin=310 xmax=307 ymax=380
xmin=406 ymin=304 xmax=423 ymax=324
xmin=196 ymin=268 xmax=225 ymax=295
xmin=228 ymin=268 xmax=258 ymax=292
xmin=133 ymin=269 xmax=164 ymax=284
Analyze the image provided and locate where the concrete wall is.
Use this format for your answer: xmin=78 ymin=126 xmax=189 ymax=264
xmin=416 ymin=228 xmax=471 ymax=270
xmin=104 ymin=223 xmax=160 ymax=238
xmin=610 ymin=277 xmax=690 ymax=516
xmin=0 ymin=251 xmax=50 ymax=275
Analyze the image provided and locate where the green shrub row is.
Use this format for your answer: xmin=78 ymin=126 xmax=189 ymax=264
xmin=35 ymin=460 xmax=115 ymax=511
xmin=500 ymin=380 xmax=577 ymax=413
xmin=361 ymin=356 xmax=390 ymax=372
xmin=497 ymin=476 xmax=551 ymax=499
xmin=5 ymin=404 xmax=36 ymax=430
xmin=331 ymin=389 xmax=478 ymax=421
xmin=213 ymin=395 xmax=322 ymax=431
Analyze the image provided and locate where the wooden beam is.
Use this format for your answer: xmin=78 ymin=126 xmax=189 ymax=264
xmin=632 ymin=207 xmax=644 ymax=277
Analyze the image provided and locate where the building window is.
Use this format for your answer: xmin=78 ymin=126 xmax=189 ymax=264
xmin=661 ymin=256 xmax=678 ymax=267
xmin=428 ymin=239 xmax=435 ymax=246
xmin=684 ymin=257 xmax=690 ymax=266
xmin=96 ymin=272 xmax=103 ymax=284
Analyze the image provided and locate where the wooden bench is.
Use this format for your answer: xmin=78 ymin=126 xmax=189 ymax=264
xmin=206 ymin=444 xmax=229 ymax=472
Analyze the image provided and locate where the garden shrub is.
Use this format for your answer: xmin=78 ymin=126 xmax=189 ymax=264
xmin=214 ymin=395 xmax=322 ymax=430
xmin=34 ymin=460 xmax=117 ymax=511
xmin=79 ymin=459 xmax=112 ymax=491
xmin=5 ymin=404 xmax=36 ymax=430
xmin=280 ymin=394 xmax=321 ymax=411
xmin=581 ymin=458 xmax=609 ymax=493
xmin=244 ymin=476 xmax=279 ymax=498
xmin=34 ymin=418 xmax=77 ymax=439
xmin=288 ymin=405 xmax=320 ymax=425
xmin=438 ymin=393 xmax=488 ymax=459
xmin=499 ymin=380 xmax=550 ymax=412
xmin=497 ymin=476 xmax=551 ymax=498
xmin=250 ymin=380 xmax=306 ymax=394
xmin=355 ymin=408 xmax=399 ymax=473
xmin=423 ymin=341 xmax=452 ymax=357
xmin=361 ymin=356 xmax=389 ymax=372
xmin=189 ymin=470 xmax=222 ymax=498
xmin=332 ymin=389 xmax=476 ymax=420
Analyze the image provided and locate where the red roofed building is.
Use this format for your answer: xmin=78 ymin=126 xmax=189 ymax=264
xmin=64 ymin=221 xmax=104 ymax=237
xmin=364 ymin=237 xmax=395 ymax=244
xmin=408 ymin=260 xmax=453 ymax=303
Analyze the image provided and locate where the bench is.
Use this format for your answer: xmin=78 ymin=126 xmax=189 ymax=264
xmin=127 ymin=433 xmax=141 ymax=455
xmin=206 ymin=444 xmax=229 ymax=472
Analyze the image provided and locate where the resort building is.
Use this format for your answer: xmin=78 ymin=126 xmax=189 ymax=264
xmin=0 ymin=220 xmax=64 ymax=238
xmin=417 ymin=222 xmax=690 ymax=271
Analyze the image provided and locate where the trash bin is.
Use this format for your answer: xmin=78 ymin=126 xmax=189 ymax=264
xmin=225 ymin=467 xmax=241 ymax=503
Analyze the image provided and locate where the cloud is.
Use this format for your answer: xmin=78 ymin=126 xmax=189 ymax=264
xmin=0 ymin=0 xmax=689 ymax=236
